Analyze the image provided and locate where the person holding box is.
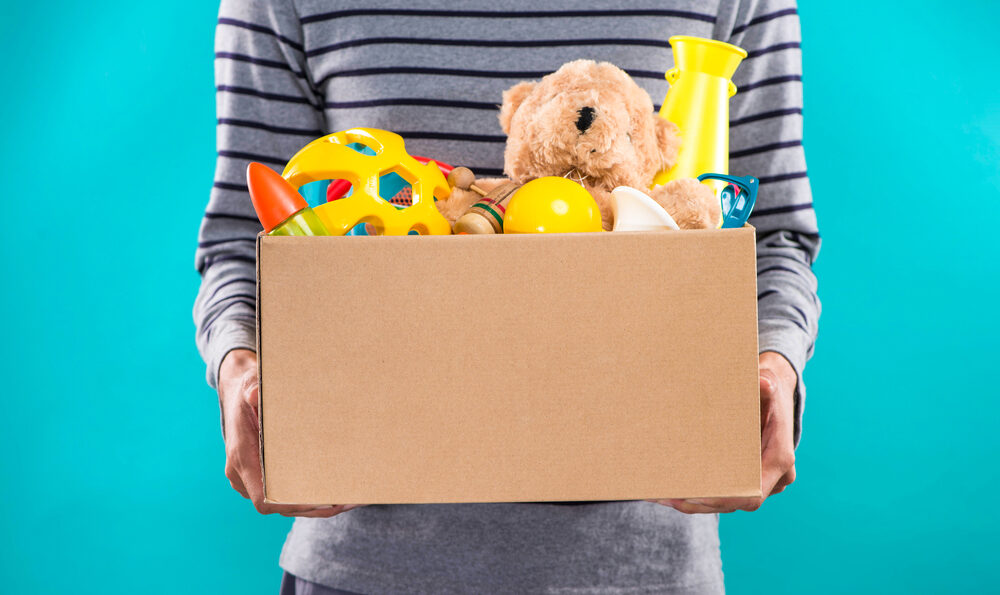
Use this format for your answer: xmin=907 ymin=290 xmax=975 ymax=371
xmin=195 ymin=1 xmax=819 ymax=592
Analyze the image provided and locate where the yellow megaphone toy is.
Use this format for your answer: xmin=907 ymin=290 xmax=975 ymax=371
xmin=652 ymin=36 xmax=748 ymax=188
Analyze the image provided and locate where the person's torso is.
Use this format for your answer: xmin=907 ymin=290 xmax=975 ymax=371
xmin=299 ymin=0 xmax=721 ymax=176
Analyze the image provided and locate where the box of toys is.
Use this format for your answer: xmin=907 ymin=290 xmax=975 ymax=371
xmin=251 ymin=36 xmax=763 ymax=504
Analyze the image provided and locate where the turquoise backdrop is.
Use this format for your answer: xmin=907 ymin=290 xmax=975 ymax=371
xmin=1 ymin=1 xmax=996 ymax=593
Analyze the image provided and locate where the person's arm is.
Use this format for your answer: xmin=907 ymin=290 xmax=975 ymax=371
xmin=652 ymin=0 xmax=819 ymax=514
xmin=727 ymin=0 xmax=819 ymax=449
xmin=193 ymin=0 xmax=353 ymax=516
xmin=194 ymin=0 xmax=324 ymax=389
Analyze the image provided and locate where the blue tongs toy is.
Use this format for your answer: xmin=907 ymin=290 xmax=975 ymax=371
xmin=697 ymin=173 xmax=759 ymax=228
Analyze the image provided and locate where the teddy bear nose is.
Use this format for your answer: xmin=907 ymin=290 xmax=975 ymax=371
xmin=576 ymin=106 xmax=596 ymax=133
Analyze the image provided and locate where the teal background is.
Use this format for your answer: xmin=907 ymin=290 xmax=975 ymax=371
xmin=1 ymin=1 xmax=997 ymax=592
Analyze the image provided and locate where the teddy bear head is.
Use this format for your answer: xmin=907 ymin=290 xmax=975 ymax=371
xmin=498 ymin=60 xmax=681 ymax=193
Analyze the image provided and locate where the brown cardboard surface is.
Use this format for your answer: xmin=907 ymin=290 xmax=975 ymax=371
xmin=257 ymin=229 xmax=761 ymax=504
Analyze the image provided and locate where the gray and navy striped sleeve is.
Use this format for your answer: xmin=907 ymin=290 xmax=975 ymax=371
xmin=724 ymin=0 xmax=820 ymax=444
xmin=193 ymin=0 xmax=326 ymax=389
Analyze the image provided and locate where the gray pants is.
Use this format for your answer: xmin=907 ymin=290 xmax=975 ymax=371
xmin=281 ymin=572 xmax=363 ymax=595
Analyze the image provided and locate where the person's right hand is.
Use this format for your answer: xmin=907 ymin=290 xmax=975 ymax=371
xmin=218 ymin=348 xmax=363 ymax=517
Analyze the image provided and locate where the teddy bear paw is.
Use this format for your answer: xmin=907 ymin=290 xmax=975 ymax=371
xmin=650 ymin=178 xmax=721 ymax=230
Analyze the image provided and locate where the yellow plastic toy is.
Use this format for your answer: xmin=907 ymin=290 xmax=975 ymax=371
xmin=281 ymin=128 xmax=453 ymax=235
xmin=503 ymin=177 xmax=603 ymax=234
xmin=652 ymin=36 xmax=747 ymax=188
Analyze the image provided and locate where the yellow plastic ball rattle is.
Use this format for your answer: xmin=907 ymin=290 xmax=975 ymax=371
xmin=503 ymin=176 xmax=603 ymax=234
xmin=281 ymin=128 xmax=453 ymax=235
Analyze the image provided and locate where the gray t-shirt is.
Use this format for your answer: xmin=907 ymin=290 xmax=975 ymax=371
xmin=195 ymin=0 xmax=819 ymax=592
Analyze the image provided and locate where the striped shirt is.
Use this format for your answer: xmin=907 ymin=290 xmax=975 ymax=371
xmin=194 ymin=1 xmax=819 ymax=592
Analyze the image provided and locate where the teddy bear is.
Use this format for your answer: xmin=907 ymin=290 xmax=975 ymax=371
xmin=436 ymin=59 xmax=720 ymax=231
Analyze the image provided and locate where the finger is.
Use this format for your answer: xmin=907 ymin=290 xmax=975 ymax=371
xmin=226 ymin=463 xmax=250 ymax=499
xmin=650 ymin=499 xmax=735 ymax=515
xmin=759 ymin=398 xmax=795 ymax=497
xmin=686 ymin=497 xmax=761 ymax=513
xmin=770 ymin=467 xmax=796 ymax=496
xmin=233 ymin=426 xmax=270 ymax=513
xmin=759 ymin=384 xmax=778 ymax=456
xmin=761 ymin=452 xmax=793 ymax=497
xmin=257 ymin=500 xmax=341 ymax=515
xmin=269 ymin=502 xmax=368 ymax=516
xmin=761 ymin=422 xmax=795 ymax=496
xmin=241 ymin=463 xmax=272 ymax=514
xmin=221 ymin=370 xmax=264 ymax=500
xmin=761 ymin=450 xmax=791 ymax=495
xmin=648 ymin=496 xmax=766 ymax=513
xmin=758 ymin=370 xmax=780 ymax=431
xmin=223 ymin=422 xmax=253 ymax=500
xmin=759 ymin=367 xmax=780 ymax=396
xmin=279 ymin=505 xmax=356 ymax=518
xmin=242 ymin=374 xmax=261 ymax=427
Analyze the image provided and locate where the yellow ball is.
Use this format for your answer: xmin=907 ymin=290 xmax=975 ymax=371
xmin=503 ymin=177 xmax=603 ymax=234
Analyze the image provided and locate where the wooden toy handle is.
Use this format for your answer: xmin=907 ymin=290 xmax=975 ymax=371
xmin=447 ymin=167 xmax=487 ymax=197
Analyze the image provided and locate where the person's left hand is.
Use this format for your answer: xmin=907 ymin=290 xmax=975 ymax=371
xmin=647 ymin=351 xmax=798 ymax=514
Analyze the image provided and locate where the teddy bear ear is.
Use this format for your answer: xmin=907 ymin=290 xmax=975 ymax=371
xmin=498 ymin=81 xmax=537 ymax=135
xmin=654 ymin=116 xmax=683 ymax=172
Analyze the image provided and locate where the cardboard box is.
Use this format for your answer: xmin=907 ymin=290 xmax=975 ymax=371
xmin=256 ymin=228 xmax=761 ymax=504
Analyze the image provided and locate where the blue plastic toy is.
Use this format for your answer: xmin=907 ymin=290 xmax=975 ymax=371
xmin=697 ymin=173 xmax=759 ymax=228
